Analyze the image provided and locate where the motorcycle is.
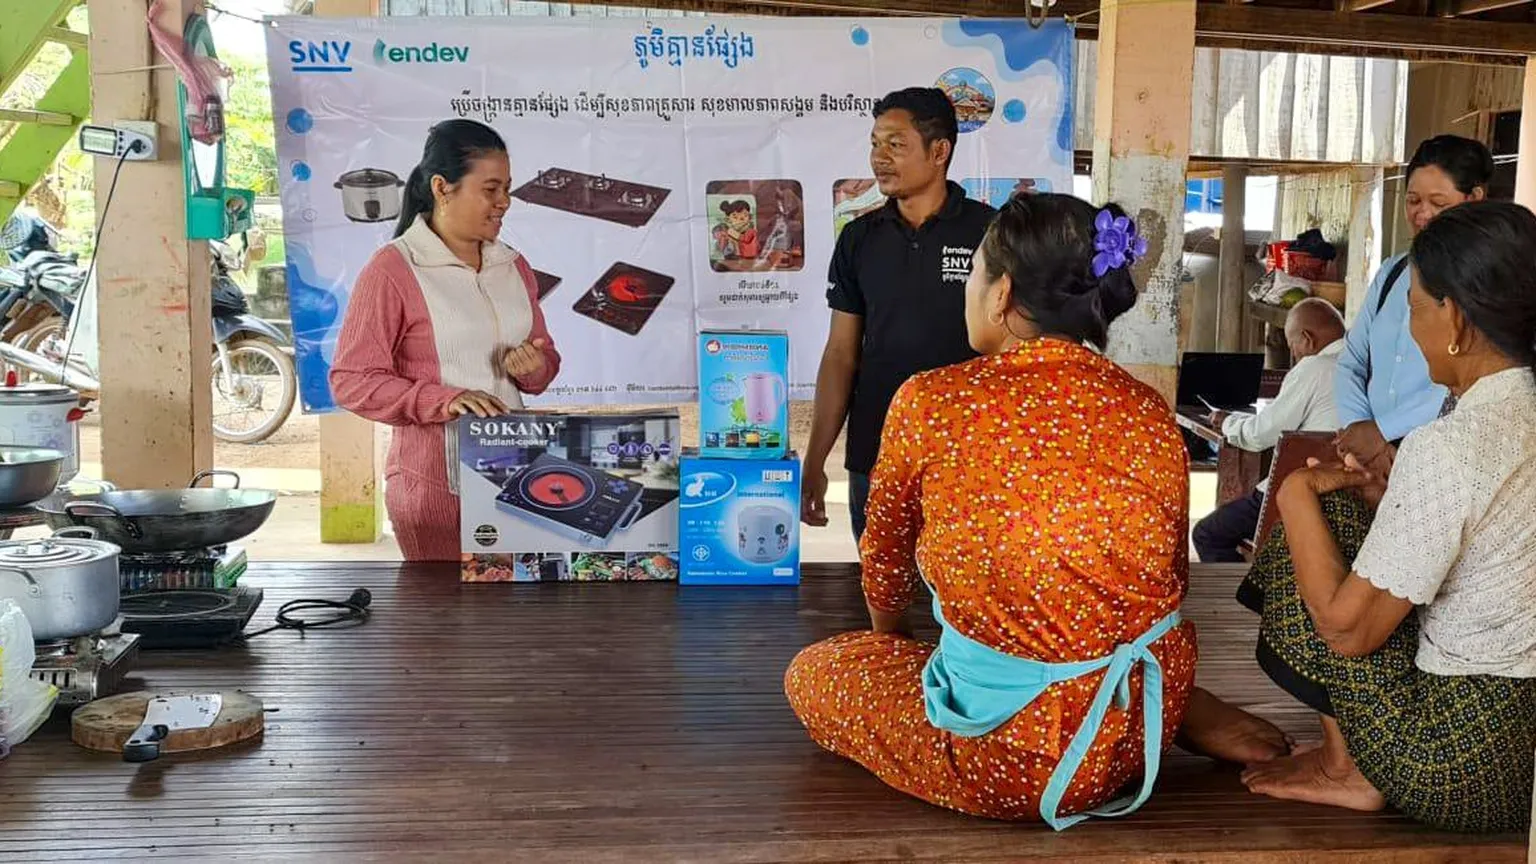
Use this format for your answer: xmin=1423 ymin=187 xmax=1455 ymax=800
xmin=208 ymin=237 xmax=296 ymax=444
xmin=10 ymin=235 xmax=295 ymax=444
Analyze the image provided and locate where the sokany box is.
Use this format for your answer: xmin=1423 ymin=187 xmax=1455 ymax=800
xmin=697 ymin=329 xmax=790 ymax=460
xmin=679 ymin=454 xmax=801 ymax=586
xmin=459 ymin=411 xmax=681 ymax=582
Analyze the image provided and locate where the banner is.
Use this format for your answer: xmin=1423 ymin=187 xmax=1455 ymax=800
xmin=265 ymin=16 xmax=1075 ymax=412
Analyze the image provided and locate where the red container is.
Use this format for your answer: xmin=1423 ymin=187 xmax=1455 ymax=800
xmin=1266 ymin=241 xmax=1290 ymax=272
xmin=1283 ymin=249 xmax=1328 ymax=281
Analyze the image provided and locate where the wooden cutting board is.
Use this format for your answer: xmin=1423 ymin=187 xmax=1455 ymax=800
xmin=71 ymin=690 xmax=264 ymax=755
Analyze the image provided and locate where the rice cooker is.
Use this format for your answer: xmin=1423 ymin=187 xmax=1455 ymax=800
xmin=334 ymin=168 xmax=405 ymax=223
xmin=738 ymin=505 xmax=791 ymax=564
xmin=0 ymin=382 xmax=80 ymax=484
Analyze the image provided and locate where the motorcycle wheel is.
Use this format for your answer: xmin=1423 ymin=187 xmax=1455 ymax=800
xmin=212 ymin=337 xmax=297 ymax=445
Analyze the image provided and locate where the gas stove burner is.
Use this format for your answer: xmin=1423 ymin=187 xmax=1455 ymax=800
xmin=522 ymin=467 xmax=595 ymax=511
xmin=587 ymin=174 xmax=614 ymax=192
xmin=618 ymin=188 xmax=652 ymax=209
xmin=120 ymin=590 xmax=237 ymax=619
xmin=534 ymin=169 xmax=573 ymax=190
xmin=30 ymin=632 xmax=140 ymax=707
xmin=495 ymin=453 xmax=646 ymax=544
xmin=573 ymin=263 xmax=676 ymax=336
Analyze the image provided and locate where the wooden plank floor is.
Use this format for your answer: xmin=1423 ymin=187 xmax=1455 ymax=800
xmin=0 ymin=562 xmax=1524 ymax=862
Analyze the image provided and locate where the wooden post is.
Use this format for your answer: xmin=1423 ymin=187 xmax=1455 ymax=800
xmin=1346 ymin=166 xmax=1384 ymax=327
xmin=1516 ymin=57 xmax=1536 ymax=211
xmin=1091 ymin=0 xmax=1198 ymax=404
xmin=1216 ymin=163 xmax=1248 ymax=352
xmin=87 ymin=0 xmax=213 ymax=489
xmin=314 ymin=0 xmax=385 ymax=544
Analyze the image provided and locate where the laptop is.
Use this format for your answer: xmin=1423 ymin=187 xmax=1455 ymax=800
xmin=1175 ymin=352 xmax=1264 ymax=423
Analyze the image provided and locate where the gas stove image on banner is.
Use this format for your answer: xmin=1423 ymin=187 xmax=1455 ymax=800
xmin=494 ymin=453 xmax=646 ymax=546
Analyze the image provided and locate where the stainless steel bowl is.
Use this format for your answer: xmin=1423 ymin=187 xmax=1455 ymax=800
xmin=0 ymin=446 xmax=64 ymax=508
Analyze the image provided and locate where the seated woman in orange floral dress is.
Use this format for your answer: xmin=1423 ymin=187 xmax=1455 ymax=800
xmin=785 ymin=193 xmax=1275 ymax=827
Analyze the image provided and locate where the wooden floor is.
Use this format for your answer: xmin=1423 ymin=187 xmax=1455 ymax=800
xmin=0 ymin=562 xmax=1525 ymax=863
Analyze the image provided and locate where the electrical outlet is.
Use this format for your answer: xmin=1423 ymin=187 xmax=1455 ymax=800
xmin=77 ymin=122 xmax=158 ymax=161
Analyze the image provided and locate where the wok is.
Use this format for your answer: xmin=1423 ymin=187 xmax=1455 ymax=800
xmin=37 ymin=470 xmax=276 ymax=554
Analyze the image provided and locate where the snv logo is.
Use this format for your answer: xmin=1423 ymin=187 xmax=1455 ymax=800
xmin=372 ymin=38 xmax=469 ymax=64
xmin=288 ymin=39 xmax=353 ymax=73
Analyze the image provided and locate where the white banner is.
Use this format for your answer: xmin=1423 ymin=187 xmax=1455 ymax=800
xmin=265 ymin=16 xmax=1075 ymax=412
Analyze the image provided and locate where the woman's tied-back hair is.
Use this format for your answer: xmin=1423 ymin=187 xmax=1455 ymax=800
xmin=393 ymin=119 xmax=508 ymax=239
xmin=978 ymin=193 xmax=1142 ymax=352
xmin=1411 ymin=199 xmax=1536 ymax=377
xmin=1406 ymin=134 xmax=1495 ymax=196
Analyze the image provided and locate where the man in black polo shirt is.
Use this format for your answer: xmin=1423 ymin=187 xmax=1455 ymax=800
xmin=800 ymin=87 xmax=996 ymax=541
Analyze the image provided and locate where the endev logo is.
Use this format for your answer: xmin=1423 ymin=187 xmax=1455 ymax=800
xmin=372 ymin=38 xmax=470 ymax=65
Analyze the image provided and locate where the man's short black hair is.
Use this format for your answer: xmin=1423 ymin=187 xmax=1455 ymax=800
xmin=873 ymin=87 xmax=958 ymax=164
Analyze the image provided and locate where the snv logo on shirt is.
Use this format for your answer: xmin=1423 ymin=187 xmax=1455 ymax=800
xmin=941 ymin=245 xmax=974 ymax=285
xmin=372 ymin=38 xmax=470 ymax=65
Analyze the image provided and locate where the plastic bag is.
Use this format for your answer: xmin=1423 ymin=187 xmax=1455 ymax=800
xmin=0 ymin=599 xmax=60 ymax=750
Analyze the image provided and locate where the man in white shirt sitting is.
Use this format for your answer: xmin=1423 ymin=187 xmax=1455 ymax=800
xmin=1193 ymin=298 xmax=1346 ymax=562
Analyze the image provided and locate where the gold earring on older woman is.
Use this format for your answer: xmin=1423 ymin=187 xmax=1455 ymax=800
xmin=1448 ymin=342 xmax=1461 ymax=356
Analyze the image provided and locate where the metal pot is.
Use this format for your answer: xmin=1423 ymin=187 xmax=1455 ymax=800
xmin=36 ymin=470 xmax=276 ymax=554
xmin=335 ymin=168 xmax=404 ymax=223
xmin=0 ymin=446 xmax=64 ymax=508
xmin=0 ymin=527 xmax=119 ymax=642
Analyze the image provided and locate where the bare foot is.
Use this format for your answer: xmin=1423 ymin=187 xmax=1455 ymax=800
xmin=1176 ymin=688 xmax=1293 ymax=764
xmin=1240 ymin=748 xmax=1386 ymax=812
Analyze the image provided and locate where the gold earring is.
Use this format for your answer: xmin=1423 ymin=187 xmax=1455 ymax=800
xmin=1448 ymin=342 xmax=1461 ymax=357
xmin=988 ymin=310 xmax=1005 ymax=326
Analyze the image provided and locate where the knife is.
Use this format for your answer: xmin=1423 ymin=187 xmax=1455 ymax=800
xmin=123 ymin=694 xmax=223 ymax=763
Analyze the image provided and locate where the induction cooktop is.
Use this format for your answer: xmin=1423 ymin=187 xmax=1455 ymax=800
xmin=494 ymin=453 xmax=647 ymax=545
xmin=572 ymin=262 xmax=675 ymax=336
xmin=512 ymin=168 xmax=671 ymax=229
xmin=531 ymin=269 xmax=561 ymax=300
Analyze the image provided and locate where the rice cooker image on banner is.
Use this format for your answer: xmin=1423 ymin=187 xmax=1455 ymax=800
xmin=334 ymin=168 xmax=404 ymax=223
xmin=738 ymin=504 xmax=792 ymax=563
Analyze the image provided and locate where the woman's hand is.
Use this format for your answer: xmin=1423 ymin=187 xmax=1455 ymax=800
xmin=1288 ymin=455 xmax=1388 ymax=508
xmin=502 ymin=338 xmax=549 ymax=381
xmin=446 ymin=389 xmax=508 ymax=418
xmin=1335 ymin=420 xmax=1389 ymax=468
xmin=868 ymin=603 xmax=911 ymax=637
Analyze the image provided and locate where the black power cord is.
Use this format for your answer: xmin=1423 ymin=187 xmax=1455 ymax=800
xmin=237 ymin=588 xmax=373 ymax=640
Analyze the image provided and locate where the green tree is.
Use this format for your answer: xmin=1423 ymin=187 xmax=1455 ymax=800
xmin=223 ymin=53 xmax=277 ymax=197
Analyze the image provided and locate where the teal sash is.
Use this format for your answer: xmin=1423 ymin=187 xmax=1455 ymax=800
xmin=921 ymin=593 xmax=1181 ymax=830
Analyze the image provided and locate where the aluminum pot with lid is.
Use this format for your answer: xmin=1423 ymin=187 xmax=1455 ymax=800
xmin=334 ymin=168 xmax=404 ymax=223
xmin=0 ymin=528 xmax=119 ymax=642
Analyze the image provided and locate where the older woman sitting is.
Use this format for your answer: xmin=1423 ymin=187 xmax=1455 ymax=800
xmin=1210 ymin=200 xmax=1536 ymax=832
xmin=784 ymin=194 xmax=1205 ymax=827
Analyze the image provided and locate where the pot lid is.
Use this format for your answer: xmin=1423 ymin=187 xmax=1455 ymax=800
xmin=0 ymin=537 xmax=116 ymax=566
xmin=0 ymin=382 xmax=77 ymax=406
xmin=336 ymin=168 xmax=402 ymax=189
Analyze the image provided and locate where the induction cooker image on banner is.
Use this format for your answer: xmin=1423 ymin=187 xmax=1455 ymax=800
xmin=573 ymin=263 xmax=675 ymax=335
xmin=531 ymin=269 xmax=562 ymax=300
xmin=334 ymin=168 xmax=404 ymax=223
xmin=494 ymin=453 xmax=646 ymax=545
xmin=511 ymin=168 xmax=671 ymax=229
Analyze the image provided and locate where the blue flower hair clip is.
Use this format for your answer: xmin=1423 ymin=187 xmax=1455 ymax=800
xmin=1091 ymin=208 xmax=1148 ymax=278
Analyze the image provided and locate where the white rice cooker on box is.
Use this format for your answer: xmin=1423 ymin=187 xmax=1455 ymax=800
xmin=0 ymin=382 xmax=81 ymax=483
xmin=679 ymin=454 xmax=800 ymax=586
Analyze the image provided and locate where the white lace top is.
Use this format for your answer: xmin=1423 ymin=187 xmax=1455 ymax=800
xmin=1352 ymin=366 xmax=1536 ymax=678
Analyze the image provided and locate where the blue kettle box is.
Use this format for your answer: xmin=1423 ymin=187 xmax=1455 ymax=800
xmin=679 ymin=454 xmax=801 ymax=586
xmin=697 ymin=329 xmax=789 ymax=460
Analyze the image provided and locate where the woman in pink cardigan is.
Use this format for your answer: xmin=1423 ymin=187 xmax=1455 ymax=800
xmin=330 ymin=119 xmax=561 ymax=561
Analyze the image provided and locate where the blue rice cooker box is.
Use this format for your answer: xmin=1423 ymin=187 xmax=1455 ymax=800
xmin=679 ymin=454 xmax=801 ymax=586
xmin=697 ymin=329 xmax=790 ymax=460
